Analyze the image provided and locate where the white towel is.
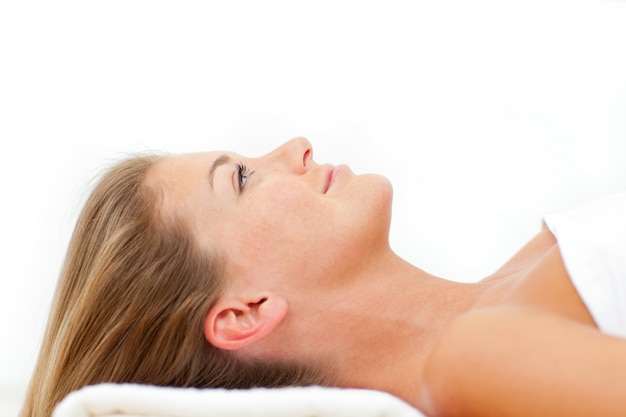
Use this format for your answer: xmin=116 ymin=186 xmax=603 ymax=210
xmin=544 ymin=191 xmax=626 ymax=338
xmin=53 ymin=384 xmax=424 ymax=417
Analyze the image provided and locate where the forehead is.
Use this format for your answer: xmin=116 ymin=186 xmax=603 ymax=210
xmin=150 ymin=151 xmax=233 ymax=193
xmin=152 ymin=152 xmax=215 ymax=179
xmin=146 ymin=152 xmax=217 ymax=216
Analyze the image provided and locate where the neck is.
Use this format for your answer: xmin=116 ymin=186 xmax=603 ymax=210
xmin=291 ymin=249 xmax=490 ymax=407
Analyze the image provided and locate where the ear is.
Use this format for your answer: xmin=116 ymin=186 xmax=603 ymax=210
xmin=203 ymin=293 xmax=288 ymax=351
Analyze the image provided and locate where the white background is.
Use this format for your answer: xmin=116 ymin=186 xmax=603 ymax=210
xmin=2 ymin=0 xmax=626 ymax=413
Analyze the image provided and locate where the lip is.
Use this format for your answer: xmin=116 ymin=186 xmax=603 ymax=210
xmin=323 ymin=164 xmax=336 ymax=194
xmin=322 ymin=164 xmax=349 ymax=194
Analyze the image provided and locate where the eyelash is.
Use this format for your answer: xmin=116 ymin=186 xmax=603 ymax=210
xmin=237 ymin=163 xmax=250 ymax=190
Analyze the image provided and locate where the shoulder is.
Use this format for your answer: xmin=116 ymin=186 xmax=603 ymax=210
xmin=421 ymin=306 xmax=626 ymax=417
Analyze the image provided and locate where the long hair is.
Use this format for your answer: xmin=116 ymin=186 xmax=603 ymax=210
xmin=21 ymin=154 xmax=326 ymax=417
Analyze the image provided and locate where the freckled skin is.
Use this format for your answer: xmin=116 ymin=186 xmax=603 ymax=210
xmin=150 ymin=137 xmax=393 ymax=298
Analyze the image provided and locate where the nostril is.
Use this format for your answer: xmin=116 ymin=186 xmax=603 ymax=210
xmin=303 ymin=148 xmax=312 ymax=166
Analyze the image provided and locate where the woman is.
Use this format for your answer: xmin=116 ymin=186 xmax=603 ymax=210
xmin=21 ymin=137 xmax=626 ymax=417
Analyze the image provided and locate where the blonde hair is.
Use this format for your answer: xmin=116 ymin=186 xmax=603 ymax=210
xmin=21 ymin=155 xmax=326 ymax=417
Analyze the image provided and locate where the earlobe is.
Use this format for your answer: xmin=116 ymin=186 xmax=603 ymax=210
xmin=203 ymin=293 xmax=288 ymax=351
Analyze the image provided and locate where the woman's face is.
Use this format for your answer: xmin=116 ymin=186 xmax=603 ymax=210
xmin=149 ymin=137 xmax=393 ymax=295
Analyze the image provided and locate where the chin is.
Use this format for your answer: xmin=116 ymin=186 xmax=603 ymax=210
xmin=361 ymin=173 xmax=394 ymax=232
xmin=366 ymin=173 xmax=394 ymax=203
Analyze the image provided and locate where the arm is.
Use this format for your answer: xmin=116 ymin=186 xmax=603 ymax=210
xmin=422 ymin=307 xmax=626 ymax=417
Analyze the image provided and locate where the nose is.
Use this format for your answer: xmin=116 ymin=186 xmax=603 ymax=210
xmin=265 ymin=137 xmax=313 ymax=173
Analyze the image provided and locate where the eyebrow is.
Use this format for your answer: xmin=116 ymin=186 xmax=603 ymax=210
xmin=208 ymin=154 xmax=233 ymax=190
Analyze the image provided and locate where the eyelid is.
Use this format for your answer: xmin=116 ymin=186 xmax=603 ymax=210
xmin=236 ymin=162 xmax=252 ymax=192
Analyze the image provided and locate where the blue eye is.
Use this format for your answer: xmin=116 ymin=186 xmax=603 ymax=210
xmin=237 ymin=163 xmax=250 ymax=190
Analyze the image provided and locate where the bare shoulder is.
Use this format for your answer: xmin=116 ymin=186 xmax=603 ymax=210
xmin=488 ymin=226 xmax=556 ymax=279
xmin=420 ymin=306 xmax=626 ymax=417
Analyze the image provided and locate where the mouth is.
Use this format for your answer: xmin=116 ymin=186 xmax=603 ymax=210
xmin=323 ymin=164 xmax=336 ymax=194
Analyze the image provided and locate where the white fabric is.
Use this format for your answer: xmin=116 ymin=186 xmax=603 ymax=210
xmin=53 ymin=383 xmax=424 ymax=417
xmin=544 ymin=192 xmax=626 ymax=338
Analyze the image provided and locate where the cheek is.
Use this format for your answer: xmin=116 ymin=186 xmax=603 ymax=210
xmin=225 ymin=186 xmax=333 ymax=272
